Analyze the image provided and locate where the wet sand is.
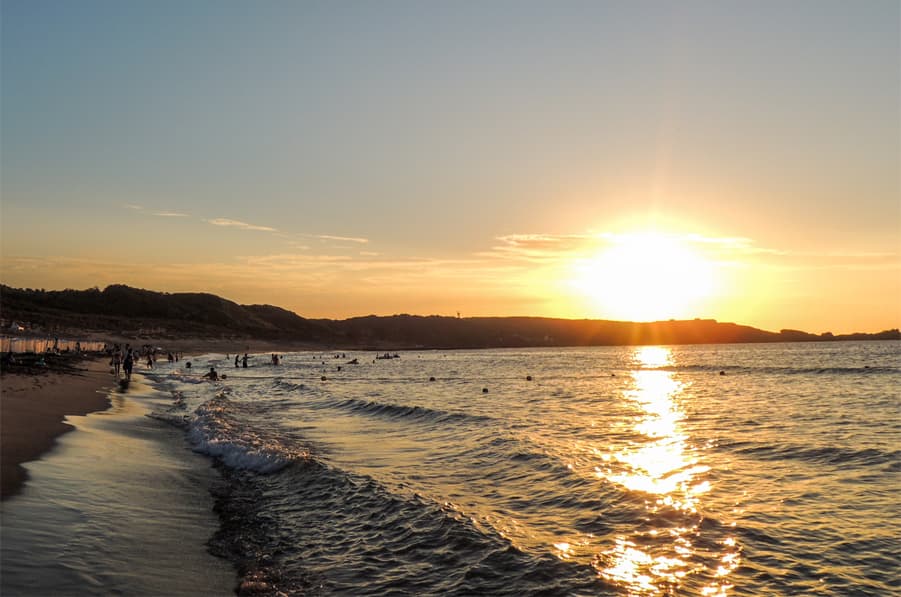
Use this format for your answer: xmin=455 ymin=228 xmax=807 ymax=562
xmin=1 ymin=372 xmax=237 ymax=595
xmin=1 ymin=358 xmax=113 ymax=499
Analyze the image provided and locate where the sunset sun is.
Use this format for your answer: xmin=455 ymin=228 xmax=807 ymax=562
xmin=571 ymin=233 xmax=716 ymax=322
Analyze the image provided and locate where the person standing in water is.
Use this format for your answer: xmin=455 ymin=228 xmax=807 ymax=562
xmin=242 ymin=353 xmax=249 ymax=368
xmin=123 ymin=350 xmax=134 ymax=381
xmin=235 ymin=354 xmax=240 ymax=368
xmin=112 ymin=347 xmax=123 ymax=378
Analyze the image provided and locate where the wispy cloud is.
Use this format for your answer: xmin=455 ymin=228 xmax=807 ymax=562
xmin=751 ymin=249 xmax=900 ymax=271
xmin=483 ymin=230 xmax=901 ymax=272
xmin=316 ymin=234 xmax=369 ymax=244
xmin=497 ymin=233 xmax=594 ymax=245
xmin=122 ymin=204 xmax=189 ymax=218
xmin=481 ymin=233 xmax=600 ymax=263
xmin=121 ymin=204 xmax=368 ymax=246
xmin=205 ymin=218 xmax=278 ymax=232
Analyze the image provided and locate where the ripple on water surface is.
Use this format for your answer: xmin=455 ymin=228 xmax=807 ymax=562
xmin=147 ymin=342 xmax=900 ymax=595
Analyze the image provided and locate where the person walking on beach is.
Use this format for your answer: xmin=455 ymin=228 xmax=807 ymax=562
xmin=112 ymin=348 xmax=123 ymax=378
xmin=123 ymin=351 xmax=134 ymax=381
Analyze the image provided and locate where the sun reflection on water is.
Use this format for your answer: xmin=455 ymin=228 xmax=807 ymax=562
xmin=596 ymin=346 xmax=739 ymax=595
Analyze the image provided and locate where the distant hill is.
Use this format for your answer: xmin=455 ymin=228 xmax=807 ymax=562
xmin=0 ymin=284 xmax=328 ymax=343
xmin=324 ymin=314 xmax=899 ymax=348
xmin=1 ymin=284 xmax=898 ymax=348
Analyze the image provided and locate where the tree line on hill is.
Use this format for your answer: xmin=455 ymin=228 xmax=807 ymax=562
xmin=1 ymin=284 xmax=897 ymax=349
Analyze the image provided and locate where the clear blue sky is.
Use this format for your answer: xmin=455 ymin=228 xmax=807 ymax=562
xmin=2 ymin=1 xmax=899 ymax=331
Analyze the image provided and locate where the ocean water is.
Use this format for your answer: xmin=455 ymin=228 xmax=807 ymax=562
xmin=135 ymin=341 xmax=899 ymax=596
xmin=4 ymin=342 xmax=897 ymax=596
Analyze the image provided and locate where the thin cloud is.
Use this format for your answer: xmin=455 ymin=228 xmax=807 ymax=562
xmin=206 ymin=218 xmax=277 ymax=232
xmin=317 ymin=234 xmax=369 ymax=244
xmin=122 ymin=204 xmax=189 ymax=218
xmin=483 ymin=233 xmax=599 ymax=263
xmin=494 ymin=231 xmax=762 ymax=256
xmin=752 ymin=249 xmax=900 ymax=271
xmin=496 ymin=233 xmax=594 ymax=250
xmin=485 ymin=230 xmax=901 ymax=271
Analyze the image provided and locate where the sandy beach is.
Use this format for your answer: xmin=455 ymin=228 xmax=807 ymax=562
xmin=1 ymin=357 xmax=113 ymax=499
xmin=0 ymin=342 xmax=296 ymax=499
xmin=1 ymin=356 xmax=238 ymax=595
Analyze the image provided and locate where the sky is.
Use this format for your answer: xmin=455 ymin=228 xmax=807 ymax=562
xmin=2 ymin=0 xmax=899 ymax=333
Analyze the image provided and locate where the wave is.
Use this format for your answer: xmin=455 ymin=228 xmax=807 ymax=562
xmin=145 ymin=391 xmax=191 ymax=427
xmin=146 ymin=411 xmax=191 ymax=429
xmin=273 ymin=379 xmax=306 ymax=392
xmin=719 ymin=440 xmax=899 ymax=468
xmin=209 ymin=457 xmax=608 ymax=596
xmin=330 ymin=397 xmax=495 ymax=426
xmin=187 ymin=393 xmax=307 ymax=473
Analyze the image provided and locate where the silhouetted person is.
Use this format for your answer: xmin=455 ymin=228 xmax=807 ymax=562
xmin=203 ymin=367 xmax=219 ymax=381
xmin=242 ymin=353 xmax=249 ymax=368
xmin=123 ymin=352 xmax=134 ymax=381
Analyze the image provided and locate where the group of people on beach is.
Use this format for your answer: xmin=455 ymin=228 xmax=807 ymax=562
xmin=107 ymin=343 xmax=177 ymax=381
xmin=100 ymin=347 xmax=295 ymax=386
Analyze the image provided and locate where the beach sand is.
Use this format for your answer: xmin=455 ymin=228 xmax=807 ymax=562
xmin=1 ymin=357 xmax=112 ymax=499
xmin=1 ymin=358 xmax=238 ymax=595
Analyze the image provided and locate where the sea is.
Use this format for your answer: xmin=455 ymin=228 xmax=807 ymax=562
xmin=2 ymin=341 xmax=899 ymax=596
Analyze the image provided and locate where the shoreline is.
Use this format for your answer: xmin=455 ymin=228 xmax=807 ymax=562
xmin=0 ymin=357 xmax=113 ymax=500
xmin=1 ymin=365 xmax=237 ymax=595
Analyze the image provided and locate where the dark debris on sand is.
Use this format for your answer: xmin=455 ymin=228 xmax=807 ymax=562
xmin=0 ymin=351 xmax=100 ymax=377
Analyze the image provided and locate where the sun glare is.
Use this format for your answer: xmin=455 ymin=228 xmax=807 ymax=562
xmin=571 ymin=232 xmax=715 ymax=322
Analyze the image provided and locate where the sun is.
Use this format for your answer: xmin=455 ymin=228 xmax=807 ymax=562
xmin=570 ymin=232 xmax=715 ymax=322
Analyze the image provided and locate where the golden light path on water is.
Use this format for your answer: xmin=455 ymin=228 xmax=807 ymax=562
xmin=595 ymin=346 xmax=740 ymax=596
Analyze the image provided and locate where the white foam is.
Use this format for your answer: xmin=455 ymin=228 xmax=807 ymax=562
xmin=146 ymin=411 xmax=190 ymax=429
xmin=187 ymin=395 xmax=304 ymax=474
